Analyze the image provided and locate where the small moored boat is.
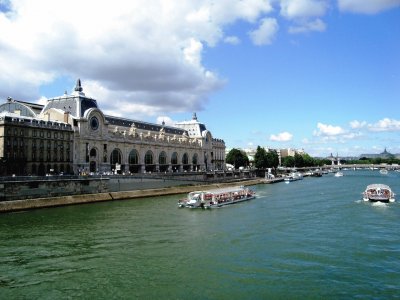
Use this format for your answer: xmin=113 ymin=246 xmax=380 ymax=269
xmin=334 ymin=171 xmax=343 ymax=177
xmin=284 ymin=172 xmax=303 ymax=183
xmin=178 ymin=186 xmax=256 ymax=209
xmin=363 ymin=184 xmax=395 ymax=203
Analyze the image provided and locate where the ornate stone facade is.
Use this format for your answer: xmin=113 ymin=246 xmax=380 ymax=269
xmin=0 ymin=79 xmax=225 ymax=175
xmin=0 ymin=98 xmax=73 ymax=176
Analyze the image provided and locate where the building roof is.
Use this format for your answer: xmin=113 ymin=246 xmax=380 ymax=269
xmin=2 ymin=79 xmax=192 ymax=136
xmin=41 ymin=79 xmax=98 ymax=118
xmin=105 ymin=115 xmax=187 ymax=135
xmin=0 ymin=98 xmax=41 ymax=117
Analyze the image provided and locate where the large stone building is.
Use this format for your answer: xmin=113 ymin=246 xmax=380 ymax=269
xmin=359 ymin=148 xmax=397 ymax=160
xmin=0 ymin=98 xmax=73 ymax=176
xmin=0 ymin=79 xmax=225 ymax=176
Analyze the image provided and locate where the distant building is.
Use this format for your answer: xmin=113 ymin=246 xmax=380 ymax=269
xmin=0 ymin=79 xmax=225 ymax=176
xmin=359 ymin=148 xmax=395 ymax=160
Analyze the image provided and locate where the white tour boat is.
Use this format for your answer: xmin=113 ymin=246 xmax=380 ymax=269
xmin=363 ymin=184 xmax=395 ymax=203
xmin=178 ymin=186 xmax=256 ymax=209
xmin=284 ymin=172 xmax=303 ymax=183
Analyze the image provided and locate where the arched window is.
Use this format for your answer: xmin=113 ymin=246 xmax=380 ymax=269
xmin=171 ymin=152 xmax=178 ymax=165
xmin=145 ymin=150 xmax=153 ymax=165
xmin=159 ymin=151 xmax=167 ymax=165
xmin=159 ymin=151 xmax=168 ymax=172
xmin=110 ymin=149 xmax=122 ymax=165
xmin=129 ymin=149 xmax=139 ymax=164
xmin=90 ymin=148 xmax=97 ymax=157
xmin=192 ymin=153 xmax=198 ymax=165
xmin=182 ymin=153 xmax=189 ymax=165
xmin=110 ymin=149 xmax=122 ymax=173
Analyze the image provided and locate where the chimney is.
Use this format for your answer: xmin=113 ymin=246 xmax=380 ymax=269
xmin=64 ymin=112 xmax=69 ymax=123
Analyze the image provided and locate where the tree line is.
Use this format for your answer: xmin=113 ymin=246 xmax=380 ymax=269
xmin=225 ymin=146 xmax=331 ymax=169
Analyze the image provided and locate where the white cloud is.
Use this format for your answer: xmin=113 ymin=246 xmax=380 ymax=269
xmin=349 ymin=118 xmax=400 ymax=133
xmin=183 ymin=38 xmax=204 ymax=67
xmin=368 ymin=118 xmax=400 ymax=132
xmin=350 ymin=120 xmax=367 ymax=129
xmin=156 ymin=116 xmax=176 ymax=126
xmin=249 ymin=17 xmax=279 ymax=45
xmin=270 ymin=131 xmax=293 ymax=142
xmin=314 ymin=122 xmax=345 ymax=136
xmin=342 ymin=132 xmax=363 ymax=140
xmin=280 ymin=0 xmax=329 ymax=19
xmin=0 ymin=0 xmax=274 ymax=117
xmin=288 ymin=18 xmax=326 ymax=33
xmin=338 ymin=0 xmax=400 ymax=14
xmin=224 ymin=36 xmax=241 ymax=45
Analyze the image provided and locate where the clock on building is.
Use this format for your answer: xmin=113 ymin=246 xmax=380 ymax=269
xmin=90 ymin=116 xmax=99 ymax=130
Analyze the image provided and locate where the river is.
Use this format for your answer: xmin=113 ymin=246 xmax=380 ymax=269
xmin=1 ymin=169 xmax=399 ymax=299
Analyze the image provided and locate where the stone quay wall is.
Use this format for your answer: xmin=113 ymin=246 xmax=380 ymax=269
xmin=0 ymin=177 xmax=110 ymax=202
xmin=0 ymin=170 xmax=259 ymax=212
xmin=0 ymin=177 xmax=263 ymax=213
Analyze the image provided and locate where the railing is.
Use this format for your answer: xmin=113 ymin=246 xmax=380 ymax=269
xmin=0 ymin=169 xmax=257 ymax=183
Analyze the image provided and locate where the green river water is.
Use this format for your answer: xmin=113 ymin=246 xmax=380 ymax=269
xmin=1 ymin=170 xmax=399 ymax=299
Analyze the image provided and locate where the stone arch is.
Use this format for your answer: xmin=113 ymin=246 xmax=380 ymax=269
xmin=110 ymin=148 xmax=123 ymax=174
xmin=182 ymin=152 xmax=190 ymax=171
xmin=90 ymin=148 xmax=97 ymax=158
xmin=192 ymin=153 xmax=200 ymax=171
xmin=128 ymin=149 xmax=140 ymax=173
xmin=145 ymin=150 xmax=155 ymax=172
xmin=89 ymin=147 xmax=98 ymax=173
xmin=171 ymin=152 xmax=179 ymax=172
xmin=159 ymin=151 xmax=168 ymax=172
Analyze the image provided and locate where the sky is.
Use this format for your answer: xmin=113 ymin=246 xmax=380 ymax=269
xmin=0 ymin=0 xmax=399 ymax=158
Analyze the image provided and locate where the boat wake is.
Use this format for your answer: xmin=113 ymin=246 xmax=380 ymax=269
xmin=371 ymin=201 xmax=389 ymax=208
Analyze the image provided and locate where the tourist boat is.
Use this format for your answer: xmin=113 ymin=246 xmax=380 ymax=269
xmin=284 ymin=172 xmax=303 ymax=183
xmin=178 ymin=186 xmax=256 ymax=209
xmin=310 ymin=170 xmax=323 ymax=177
xmin=334 ymin=171 xmax=343 ymax=177
xmin=363 ymin=184 xmax=395 ymax=203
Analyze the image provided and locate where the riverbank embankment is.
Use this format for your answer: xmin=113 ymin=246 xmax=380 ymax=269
xmin=0 ymin=178 xmax=266 ymax=213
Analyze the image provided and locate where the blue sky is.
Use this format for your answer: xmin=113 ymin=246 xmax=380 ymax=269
xmin=0 ymin=0 xmax=399 ymax=157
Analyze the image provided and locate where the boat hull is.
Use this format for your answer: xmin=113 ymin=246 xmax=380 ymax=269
xmin=204 ymin=195 xmax=256 ymax=208
xmin=363 ymin=196 xmax=395 ymax=203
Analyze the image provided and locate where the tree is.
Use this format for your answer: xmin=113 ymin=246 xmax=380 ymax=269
xmin=226 ymin=148 xmax=249 ymax=169
xmin=254 ymin=146 xmax=268 ymax=169
xmin=294 ymin=153 xmax=304 ymax=167
xmin=302 ymin=153 xmax=315 ymax=167
xmin=282 ymin=156 xmax=295 ymax=167
xmin=266 ymin=150 xmax=279 ymax=168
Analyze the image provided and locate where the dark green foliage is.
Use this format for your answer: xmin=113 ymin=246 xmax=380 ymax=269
xmin=226 ymin=148 xmax=249 ymax=169
xmin=254 ymin=147 xmax=279 ymax=169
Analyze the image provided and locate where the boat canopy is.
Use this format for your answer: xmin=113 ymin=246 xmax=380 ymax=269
xmin=366 ymin=184 xmax=391 ymax=190
xmin=199 ymin=186 xmax=246 ymax=194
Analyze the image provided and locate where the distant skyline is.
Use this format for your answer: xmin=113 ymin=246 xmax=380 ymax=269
xmin=1 ymin=0 xmax=399 ymax=157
